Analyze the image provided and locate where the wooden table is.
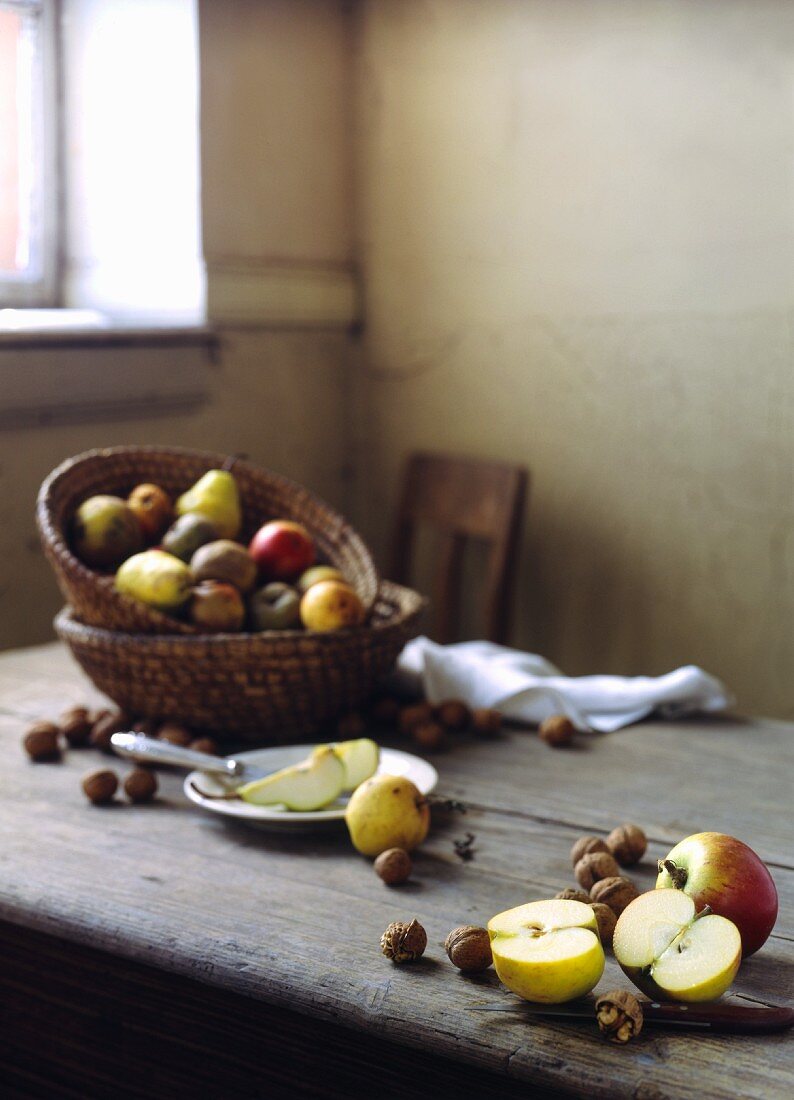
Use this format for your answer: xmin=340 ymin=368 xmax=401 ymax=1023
xmin=1 ymin=643 xmax=792 ymax=1099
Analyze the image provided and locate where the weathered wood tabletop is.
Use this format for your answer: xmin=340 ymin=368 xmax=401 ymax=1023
xmin=0 ymin=643 xmax=792 ymax=1099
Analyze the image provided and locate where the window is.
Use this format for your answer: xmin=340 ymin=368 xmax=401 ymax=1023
xmin=0 ymin=0 xmax=57 ymax=306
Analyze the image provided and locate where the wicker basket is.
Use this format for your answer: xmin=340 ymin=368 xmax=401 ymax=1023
xmin=37 ymin=446 xmax=380 ymax=635
xmin=55 ymin=582 xmax=424 ymax=740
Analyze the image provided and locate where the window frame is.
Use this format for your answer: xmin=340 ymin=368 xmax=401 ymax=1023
xmin=0 ymin=0 xmax=60 ymax=308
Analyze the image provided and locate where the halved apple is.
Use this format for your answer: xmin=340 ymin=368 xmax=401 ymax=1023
xmin=325 ymin=737 xmax=380 ymax=791
xmin=237 ymin=745 xmax=345 ymax=811
xmin=613 ymin=888 xmax=741 ymax=1002
xmin=488 ymin=899 xmax=605 ymax=1004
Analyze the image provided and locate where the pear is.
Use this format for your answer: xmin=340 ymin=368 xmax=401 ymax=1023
xmin=161 ymin=514 xmax=218 ymax=562
xmin=322 ymin=737 xmax=379 ymax=791
xmin=344 ymin=773 xmax=430 ymax=856
xmin=115 ymin=549 xmax=193 ymax=613
xmin=175 ymin=469 xmax=242 ymax=540
xmin=237 ymin=745 xmax=345 ymax=811
xmin=72 ymin=495 xmax=142 ymax=568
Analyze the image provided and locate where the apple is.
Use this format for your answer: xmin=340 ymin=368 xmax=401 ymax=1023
xmin=488 ymin=900 xmax=605 ymax=1004
xmin=248 ymin=582 xmax=301 ymax=631
xmin=127 ymin=483 xmax=173 ymax=542
xmin=296 ymin=565 xmax=346 ymax=594
xmin=300 ymin=580 xmax=365 ymax=632
xmin=614 ymin=888 xmax=741 ymax=1002
xmin=345 ymin=773 xmax=430 ymax=856
xmin=249 ymin=520 xmax=316 ymax=581
xmin=189 ymin=581 xmax=245 ymax=632
xmin=655 ymin=832 xmax=778 ymax=957
xmin=237 ymin=745 xmax=345 ymax=811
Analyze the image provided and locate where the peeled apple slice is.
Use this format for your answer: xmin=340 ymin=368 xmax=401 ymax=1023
xmin=323 ymin=738 xmax=380 ymax=791
xmin=237 ymin=746 xmax=345 ymax=811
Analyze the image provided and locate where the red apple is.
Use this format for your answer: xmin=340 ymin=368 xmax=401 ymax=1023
xmin=656 ymin=832 xmax=778 ymax=957
xmin=249 ymin=521 xmax=316 ymax=581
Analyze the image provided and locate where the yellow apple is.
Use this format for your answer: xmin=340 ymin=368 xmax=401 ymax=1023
xmin=488 ymin=899 xmax=605 ymax=1003
xmin=297 ymin=565 xmax=346 ymax=594
xmin=344 ymin=773 xmax=430 ymax=856
xmin=300 ymin=580 xmax=365 ymax=632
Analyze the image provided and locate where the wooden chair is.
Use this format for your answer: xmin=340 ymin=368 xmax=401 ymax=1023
xmin=391 ymin=451 xmax=528 ymax=645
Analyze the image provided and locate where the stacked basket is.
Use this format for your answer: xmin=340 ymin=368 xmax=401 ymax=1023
xmin=37 ymin=447 xmax=424 ymax=740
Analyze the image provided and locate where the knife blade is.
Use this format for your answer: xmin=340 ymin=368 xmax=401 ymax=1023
xmin=471 ymin=999 xmax=794 ymax=1034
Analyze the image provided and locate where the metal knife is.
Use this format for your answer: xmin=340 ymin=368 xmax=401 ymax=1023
xmin=110 ymin=732 xmax=271 ymax=783
xmin=472 ymin=999 xmax=794 ymax=1034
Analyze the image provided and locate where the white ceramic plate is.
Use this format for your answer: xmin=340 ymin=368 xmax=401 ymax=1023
xmin=184 ymin=744 xmax=438 ymax=832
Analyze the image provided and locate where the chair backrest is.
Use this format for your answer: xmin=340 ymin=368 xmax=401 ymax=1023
xmin=391 ymin=451 xmax=528 ymax=644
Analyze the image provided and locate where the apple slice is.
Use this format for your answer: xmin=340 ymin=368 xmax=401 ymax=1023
xmin=488 ymin=899 xmax=605 ymax=1003
xmin=237 ymin=746 xmax=345 ymax=811
xmin=613 ymin=888 xmax=741 ymax=1002
xmin=327 ymin=738 xmax=380 ymax=791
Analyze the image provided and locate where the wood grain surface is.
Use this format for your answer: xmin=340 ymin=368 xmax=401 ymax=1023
xmin=0 ymin=643 xmax=792 ymax=1099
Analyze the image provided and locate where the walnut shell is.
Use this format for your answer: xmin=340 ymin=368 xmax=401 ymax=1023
xmin=380 ymin=919 xmax=427 ymax=962
xmin=124 ymin=768 xmax=158 ymax=803
xmin=82 ymin=769 xmax=118 ymax=805
xmin=60 ymin=710 xmax=93 ymax=747
xmin=591 ymin=902 xmax=617 ymax=949
xmin=595 ymin=989 xmax=644 ymax=1043
xmin=554 ymin=888 xmax=592 ymax=904
xmin=471 ymin=707 xmax=502 ymax=737
xmin=590 ymin=876 xmax=639 ymax=915
xmin=435 ymin=700 xmax=471 ymax=732
xmin=157 ymin=722 xmax=192 ymax=747
xmin=574 ymin=851 xmax=621 ymax=890
xmin=444 ymin=926 xmax=493 ymax=973
xmin=398 ymin=703 xmax=435 ymax=735
xmin=23 ymin=721 xmax=61 ymax=762
xmin=90 ymin=710 xmax=131 ymax=754
xmin=412 ymin=721 xmax=445 ymax=752
xmin=570 ymin=835 xmax=610 ymax=867
xmin=374 ymin=848 xmax=412 ymax=885
xmin=538 ymin=715 xmax=575 ymax=746
xmin=606 ymin=824 xmax=647 ymax=867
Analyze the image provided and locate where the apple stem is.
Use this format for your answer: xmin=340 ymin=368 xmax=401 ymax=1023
xmin=659 ymin=858 xmax=688 ymax=889
xmin=694 ymin=905 xmax=713 ymax=922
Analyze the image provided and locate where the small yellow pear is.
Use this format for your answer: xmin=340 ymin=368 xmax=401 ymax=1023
xmin=176 ymin=469 xmax=242 ymax=540
xmin=115 ymin=549 xmax=193 ymax=612
xmin=344 ymin=773 xmax=430 ymax=856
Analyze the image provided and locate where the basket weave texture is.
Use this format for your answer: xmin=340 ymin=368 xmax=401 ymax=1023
xmin=55 ymin=582 xmax=424 ymax=740
xmin=37 ymin=446 xmax=380 ymax=635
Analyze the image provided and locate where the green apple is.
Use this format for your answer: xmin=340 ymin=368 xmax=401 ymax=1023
xmin=613 ymin=888 xmax=741 ymax=1002
xmin=323 ymin=737 xmax=379 ymax=791
xmin=344 ymin=773 xmax=430 ymax=856
xmin=237 ymin=745 xmax=345 ymax=811
xmin=488 ymin=899 xmax=605 ymax=1004
xmin=248 ymin=582 xmax=301 ymax=631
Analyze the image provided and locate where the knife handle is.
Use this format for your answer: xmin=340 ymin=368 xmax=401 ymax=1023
xmin=110 ymin=732 xmax=244 ymax=778
xmin=647 ymin=1001 xmax=794 ymax=1034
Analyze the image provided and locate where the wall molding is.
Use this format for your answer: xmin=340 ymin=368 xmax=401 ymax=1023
xmin=205 ymin=259 xmax=360 ymax=329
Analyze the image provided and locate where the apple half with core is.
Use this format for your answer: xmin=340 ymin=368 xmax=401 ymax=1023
xmin=655 ymin=832 xmax=778 ymax=957
xmin=237 ymin=746 xmax=344 ymax=811
xmin=614 ymin=889 xmax=741 ymax=1002
xmin=488 ymin=900 xmax=605 ymax=1004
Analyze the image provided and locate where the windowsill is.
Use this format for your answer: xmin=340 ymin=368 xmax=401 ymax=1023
xmin=0 ymin=316 xmax=219 ymax=430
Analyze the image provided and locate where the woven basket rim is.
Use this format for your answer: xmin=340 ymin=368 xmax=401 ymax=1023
xmin=37 ymin=445 xmax=381 ymax=634
xmin=54 ymin=580 xmax=425 ymax=645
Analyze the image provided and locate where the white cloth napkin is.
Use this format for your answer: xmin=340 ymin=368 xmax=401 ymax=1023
xmin=393 ymin=637 xmax=733 ymax=732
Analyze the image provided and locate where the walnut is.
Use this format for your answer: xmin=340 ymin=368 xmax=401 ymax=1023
xmin=590 ymin=876 xmax=639 ymax=915
xmin=124 ymin=768 xmax=158 ymax=803
xmin=132 ymin=717 xmax=160 ymax=737
xmin=412 ymin=721 xmax=445 ymax=752
xmin=607 ymin=824 xmax=647 ymax=867
xmin=444 ymin=926 xmax=493 ymax=973
xmin=374 ymin=848 xmax=412 ymax=885
xmin=435 ymin=700 xmax=470 ymax=732
xmin=90 ymin=710 xmax=131 ymax=753
xmin=60 ymin=707 xmax=93 ymax=747
xmin=157 ymin=722 xmax=192 ymax=747
xmin=591 ymin=902 xmax=617 ymax=949
xmin=23 ymin=721 xmax=61 ymax=762
xmin=82 ymin=769 xmax=119 ymax=805
xmin=595 ymin=989 xmax=644 ymax=1043
xmin=574 ymin=851 xmax=620 ymax=890
xmin=570 ymin=835 xmax=610 ymax=867
xmin=380 ymin=919 xmax=427 ymax=963
xmin=554 ymin=888 xmax=592 ymax=904
xmin=398 ymin=703 xmax=435 ymax=735
xmin=538 ymin=715 xmax=575 ymax=747
xmin=336 ymin=712 xmax=366 ymax=739
xmin=471 ymin=707 xmax=502 ymax=738
xmin=190 ymin=737 xmax=218 ymax=755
